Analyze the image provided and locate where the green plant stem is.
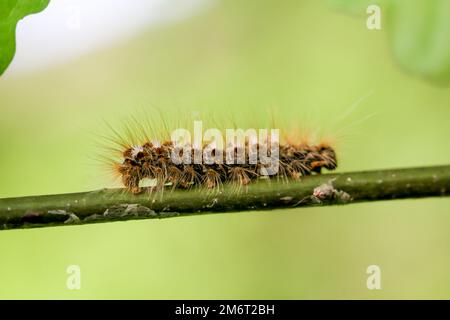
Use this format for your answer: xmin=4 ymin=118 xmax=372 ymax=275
xmin=0 ymin=165 xmax=449 ymax=231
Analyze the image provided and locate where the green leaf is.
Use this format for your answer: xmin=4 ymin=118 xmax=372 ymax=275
xmin=0 ymin=0 xmax=50 ymax=76
xmin=387 ymin=0 xmax=450 ymax=84
xmin=328 ymin=0 xmax=450 ymax=84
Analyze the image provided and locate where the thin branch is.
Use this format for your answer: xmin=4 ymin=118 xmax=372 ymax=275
xmin=1 ymin=165 xmax=449 ymax=231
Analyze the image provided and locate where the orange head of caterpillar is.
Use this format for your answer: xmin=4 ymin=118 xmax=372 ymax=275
xmin=318 ymin=145 xmax=337 ymax=170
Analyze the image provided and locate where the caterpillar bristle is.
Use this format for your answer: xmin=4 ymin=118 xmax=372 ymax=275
xmin=95 ymin=109 xmax=339 ymax=194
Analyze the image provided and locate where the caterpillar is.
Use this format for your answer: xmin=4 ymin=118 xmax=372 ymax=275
xmin=107 ymin=119 xmax=338 ymax=194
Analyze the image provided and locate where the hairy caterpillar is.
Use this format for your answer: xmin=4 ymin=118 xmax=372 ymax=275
xmin=105 ymin=117 xmax=338 ymax=194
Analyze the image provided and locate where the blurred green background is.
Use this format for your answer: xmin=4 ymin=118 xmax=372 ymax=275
xmin=0 ymin=0 xmax=449 ymax=299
